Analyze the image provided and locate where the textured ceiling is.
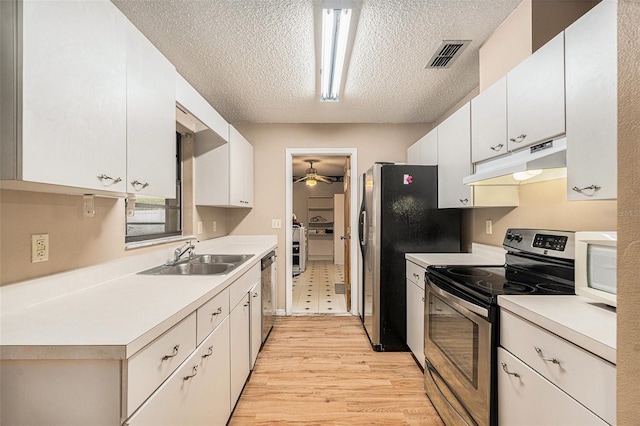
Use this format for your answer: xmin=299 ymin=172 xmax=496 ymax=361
xmin=112 ymin=0 xmax=521 ymax=124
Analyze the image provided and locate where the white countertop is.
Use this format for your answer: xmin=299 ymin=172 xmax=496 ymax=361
xmin=0 ymin=236 xmax=277 ymax=360
xmin=406 ymin=243 xmax=506 ymax=268
xmin=498 ymin=295 xmax=616 ymax=364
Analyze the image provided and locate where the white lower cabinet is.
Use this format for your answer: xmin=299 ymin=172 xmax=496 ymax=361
xmin=250 ymin=280 xmax=262 ymax=370
xmin=124 ymin=317 xmax=231 ymax=426
xmin=498 ymin=348 xmax=606 ymax=426
xmin=0 ymin=261 xmax=268 ymax=426
xmin=405 ymin=260 xmax=426 ymax=369
xmin=230 ymin=293 xmax=251 ymax=408
xmin=499 ymin=310 xmax=615 ymax=425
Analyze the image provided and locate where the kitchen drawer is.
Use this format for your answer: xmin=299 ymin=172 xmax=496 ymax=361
xmin=500 ymin=310 xmax=615 ymax=424
xmin=126 ymin=312 xmax=197 ymax=416
xmin=124 ymin=317 xmax=231 ymax=425
xmin=197 ymin=287 xmax=230 ymax=345
xmin=406 ymin=261 xmax=425 ymax=289
xmin=229 ymin=263 xmax=260 ymax=308
xmin=498 ymin=347 xmax=607 ymax=425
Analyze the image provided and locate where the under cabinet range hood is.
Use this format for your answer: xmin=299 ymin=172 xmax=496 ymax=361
xmin=463 ymin=138 xmax=567 ymax=186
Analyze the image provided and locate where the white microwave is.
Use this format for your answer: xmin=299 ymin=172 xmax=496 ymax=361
xmin=575 ymin=231 xmax=617 ymax=307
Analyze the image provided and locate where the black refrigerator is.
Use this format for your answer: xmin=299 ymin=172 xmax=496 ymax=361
xmin=358 ymin=163 xmax=461 ymax=351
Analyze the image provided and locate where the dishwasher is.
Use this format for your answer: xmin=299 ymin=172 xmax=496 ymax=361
xmin=260 ymin=251 xmax=276 ymax=343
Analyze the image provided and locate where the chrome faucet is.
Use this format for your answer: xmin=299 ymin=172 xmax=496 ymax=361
xmin=169 ymin=240 xmax=195 ymax=265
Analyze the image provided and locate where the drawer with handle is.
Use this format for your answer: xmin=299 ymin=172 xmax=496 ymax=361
xmin=125 ymin=312 xmax=197 ymax=416
xmin=406 ymin=261 xmax=426 ymax=289
xmin=500 ymin=310 xmax=615 ymax=424
xmin=197 ymin=287 xmax=230 ymax=345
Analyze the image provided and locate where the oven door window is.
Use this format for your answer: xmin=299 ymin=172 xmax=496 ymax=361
xmin=428 ymin=293 xmax=478 ymax=388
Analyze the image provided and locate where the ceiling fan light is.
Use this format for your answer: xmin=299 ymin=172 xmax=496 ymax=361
xmin=306 ymin=178 xmax=318 ymax=187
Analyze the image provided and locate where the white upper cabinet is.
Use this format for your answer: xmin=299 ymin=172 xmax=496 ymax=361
xmin=407 ymin=141 xmax=421 ymax=165
xmin=230 ymin=126 xmax=254 ymax=207
xmin=471 ymin=76 xmax=507 ymax=162
xmin=565 ymin=1 xmax=617 ymax=201
xmin=507 ymin=32 xmax=565 ymax=151
xmin=126 ymin=22 xmax=176 ymax=199
xmin=175 ymin=73 xmax=229 ymax=143
xmin=407 ymin=128 xmax=437 ymax=165
xmin=438 ymin=103 xmax=474 ymax=208
xmin=17 ymin=0 xmax=128 ymax=193
xmin=195 ymin=126 xmax=254 ymax=208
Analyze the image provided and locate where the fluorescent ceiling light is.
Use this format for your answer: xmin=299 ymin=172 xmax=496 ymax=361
xmin=321 ymin=8 xmax=352 ymax=101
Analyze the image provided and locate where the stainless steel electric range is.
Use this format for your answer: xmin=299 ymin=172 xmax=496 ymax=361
xmin=423 ymin=228 xmax=575 ymax=426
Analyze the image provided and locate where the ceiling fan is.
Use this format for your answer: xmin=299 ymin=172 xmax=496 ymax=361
xmin=294 ymin=160 xmax=333 ymax=186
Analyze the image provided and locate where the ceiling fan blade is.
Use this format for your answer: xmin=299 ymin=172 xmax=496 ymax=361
xmin=316 ymin=176 xmax=333 ymax=184
xmin=293 ymin=176 xmax=307 ymax=183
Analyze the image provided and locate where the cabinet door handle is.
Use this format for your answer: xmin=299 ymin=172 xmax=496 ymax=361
xmin=413 ymin=273 xmax=420 ymax=279
xmin=183 ymin=365 xmax=198 ymax=381
xmin=501 ymin=361 xmax=520 ymax=378
xmin=162 ymin=344 xmax=180 ymax=361
xmin=571 ymin=184 xmax=601 ymax=195
xmin=534 ymin=346 xmax=560 ymax=364
xmin=202 ymin=346 xmax=214 ymax=358
xmin=253 ymin=292 xmax=259 ymax=298
xmin=130 ymin=180 xmax=149 ymax=190
xmin=211 ymin=307 xmax=222 ymax=318
xmin=97 ymin=174 xmax=122 ymax=184
xmin=490 ymin=143 xmax=504 ymax=152
xmin=244 ymin=302 xmax=250 ymax=307
xmin=459 ymin=198 xmax=469 ymax=205
xmin=509 ymin=134 xmax=527 ymax=143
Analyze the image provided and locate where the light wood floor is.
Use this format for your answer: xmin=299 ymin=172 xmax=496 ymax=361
xmin=229 ymin=316 xmax=444 ymax=425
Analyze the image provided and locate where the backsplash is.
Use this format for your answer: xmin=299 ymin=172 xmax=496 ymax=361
xmin=472 ymin=178 xmax=617 ymax=246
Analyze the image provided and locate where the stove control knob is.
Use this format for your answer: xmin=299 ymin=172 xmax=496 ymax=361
xmin=514 ymin=233 xmax=523 ymax=242
xmin=506 ymin=232 xmax=514 ymax=241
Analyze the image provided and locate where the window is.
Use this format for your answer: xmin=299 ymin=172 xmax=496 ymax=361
xmin=125 ymin=133 xmax=182 ymax=243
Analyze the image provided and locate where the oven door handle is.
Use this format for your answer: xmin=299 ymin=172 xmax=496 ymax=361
xmin=428 ymin=280 xmax=489 ymax=318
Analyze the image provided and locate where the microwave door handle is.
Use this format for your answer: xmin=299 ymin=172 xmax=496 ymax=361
xmin=428 ymin=281 xmax=489 ymax=318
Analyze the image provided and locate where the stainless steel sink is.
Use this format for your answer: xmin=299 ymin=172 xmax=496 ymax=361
xmin=139 ymin=254 xmax=253 ymax=276
xmin=190 ymin=254 xmax=252 ymax=265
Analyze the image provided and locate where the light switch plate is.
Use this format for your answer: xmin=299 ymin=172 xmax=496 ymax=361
xmin=31 ymin=234 xmax=49 ymax=263
xmin=485 ymin=220 xmax=493 ymax=235
xmin=272 ymin=219 xmax=282 ymax=229
xmin=197 ymin=221 xmax=203 ymax=234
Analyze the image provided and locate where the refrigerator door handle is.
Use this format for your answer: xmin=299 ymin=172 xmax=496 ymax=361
xmin=359 ymin=210 xmax=367 ymax=248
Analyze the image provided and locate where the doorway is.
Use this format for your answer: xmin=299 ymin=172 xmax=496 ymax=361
xmin=285 ymin=148 xmax=358 ymax=316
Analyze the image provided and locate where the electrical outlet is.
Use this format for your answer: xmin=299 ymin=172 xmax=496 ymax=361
xmin=485 ymin=220 xmax=493 ymax=235
xmin=197 ymin=221 xmax=203 ymax=235
xmin=31 ymin=234 xmax=49 ymax=263
xmin=212 ymin=221 xmax=217 ymax=232
xmin=272 ymin=219 xmax=282 ymax=229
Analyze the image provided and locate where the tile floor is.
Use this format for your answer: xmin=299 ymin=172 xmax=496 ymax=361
xmin=292 ymin=260 xmax=347 ymax=314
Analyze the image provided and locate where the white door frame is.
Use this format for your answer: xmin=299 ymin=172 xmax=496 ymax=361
xmin=285 ymin=148 xmax=358 ymax=316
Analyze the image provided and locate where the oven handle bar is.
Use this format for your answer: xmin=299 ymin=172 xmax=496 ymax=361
xmin=428 ymin=280 xmax=489 ymax=318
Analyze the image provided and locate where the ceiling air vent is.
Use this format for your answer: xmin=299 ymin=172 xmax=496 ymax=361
xmin=426 ymin=40 xmax=471 ymax=69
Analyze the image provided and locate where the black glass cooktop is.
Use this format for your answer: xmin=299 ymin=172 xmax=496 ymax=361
xmin=426 ymin=264 xmax=575 ymax=306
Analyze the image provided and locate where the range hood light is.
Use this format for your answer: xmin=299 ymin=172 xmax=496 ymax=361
xmin=513 ymin=170 xmax=542 ymax=181
xmin=463 ymin=138 xmax=567 ymax=186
